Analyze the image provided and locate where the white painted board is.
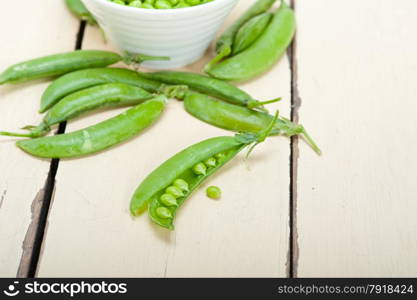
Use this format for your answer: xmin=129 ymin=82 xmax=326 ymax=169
xmin=295 ymin=0 xmax=417 ymax=277
xmin=37 ymin=1 xmax=292 ymax=277
xmin=0 ymin=0 xmax=79 ymax=276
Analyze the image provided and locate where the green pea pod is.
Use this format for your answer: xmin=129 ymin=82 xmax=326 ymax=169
xmin=40 ymin=68 xmax=167 ymax=113
xmin=130 ymin=114 xmax=278 ymax=229
xmin=0 ymin=50 xmax=169 ymax=85
xmin=1 ymin=83 xmax=154 ymax=138
xmin=184 ymin=92 xmax=321 ymax=154
xmin=138 ymin=71 xmax=279 ymax=109
xmin=204 ymin=0 xmax=276 ymax=72
xmin=65 ymin=0 xmax=96 ymax=25
xmin=16 ymin=95 xmax=167 ymax=159
xmin=233 ymin=12 xmax=273 ymax=55
xmin=206 ymin=1 xmax=296 ymax=82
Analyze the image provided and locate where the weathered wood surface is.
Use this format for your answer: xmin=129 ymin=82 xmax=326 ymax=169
xmin=0 ymin=0 xmax=79 ymax=276
xmin=37 ymin=1 xmax=292 ymax=277
xmin=2 ymin=0 xmax=416 ymax=278
xmin=295 ymin=0 xmax=417 ymax=277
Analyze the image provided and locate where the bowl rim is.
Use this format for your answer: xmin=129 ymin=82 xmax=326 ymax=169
xmin=90 ymin=0 xmax=237 ymax=14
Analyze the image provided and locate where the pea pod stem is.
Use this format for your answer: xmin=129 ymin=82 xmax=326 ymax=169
xmin=204 ymin=46 xmax=231 ymax=72
xmin=132 ymin=111 xmax=280 ymax=229
xmin=124 ymin=53 xmax=170 ymax=66
xmin=248 ymin=97 xmax=282 ymax=109
xmin=293 ymin=124 xmax=322 ymax=155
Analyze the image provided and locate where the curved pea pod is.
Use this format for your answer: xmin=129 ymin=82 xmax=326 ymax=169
xmin=204 ymin=0 xmax=276 ymax=71
xmin=131 ymin=133 xmax=264 ymax=229
xmin=184 ymin=92 xmax=321 ymax=154
xmin=206 ymin=1 xmax=296 ymax=82
xmin=40 ymin=68 xmax=164 ymax=113
xmin=0 ymin=50 xmax=169 ymax=85
xmin=138 ymin=71 xmax=279 ymax=109
xmin=16 ymin=95 xmax=167 ymax=159
xmin=233 ymin=12 xmax=273 ymax=55
xmin=65 ymin=0 xmax=96 ymax=25
xmin=1 ymin=83 xmax=154 ymax=138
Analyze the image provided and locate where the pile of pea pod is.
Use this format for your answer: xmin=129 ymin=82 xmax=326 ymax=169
xmin=205 ymin=0 xmax=295 ymax=82
xmin=108 ymin=0 xmax=213 ymax=9
xmin=0 ymin=0 xmax=320 ymax=230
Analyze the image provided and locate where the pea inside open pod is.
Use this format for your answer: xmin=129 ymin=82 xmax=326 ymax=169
xmin=130 ymin=112 xmax=282 ymax=230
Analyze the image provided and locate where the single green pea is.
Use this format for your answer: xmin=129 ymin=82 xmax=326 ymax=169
xmin=215 ymin=152 xmax=226 ymax=160
xmin=156 ymin=207 xmax=173 ymax=219
xmin=141 ymin=3 xmax=155 ymax=8
xmin=65 ymin=0 xmax=97 ymax=25
xmin=166 ymin=186 xmax=184 ymax=198
xmin=175 ymin=0 xmax=190 ymax=8
xmin=192 ymin=162 xmax=207 ymax=176
xmin=204 ymin=157 xmax=217 ymax=168
xmin=155 ymin=0 xmax=172 ymax=9
xmin=173 ymin=179 xmax=189 ymax=193
xmin=160 ymin=194 xmax=178 ymax=207
xmin=1 ymin=83 xmax=154 ymax=138
xmin=129 ymin=0 xmax=142 ymax=7
xmin=185 ymin=0 xmax=200 ymax=5
xmin=206 ymin=186 xmax=222 ymax=200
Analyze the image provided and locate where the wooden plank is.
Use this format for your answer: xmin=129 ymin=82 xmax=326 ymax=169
xmin=295 ymin=0 xmax=417 ymax=277
xmin=37 ymin=1 xmax=292 ymax=277
xmin=0 ymin=1 xmax=79 ymax=276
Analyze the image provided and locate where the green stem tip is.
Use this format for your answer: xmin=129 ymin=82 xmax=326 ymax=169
xmin=0 ymin=131 xmax=35 ymax=138
xmin=300 ymin=126 xmax=322 ymax=155
xmin=245 ymin=110 xmax=280 ymax=158
xmin=1 ymin=123 xmax=49 ymax=139
xmin=248 ymin=97 xmax=282 ymax=110
xmin=204 ymin=45 xmax=231 ymax=73
xmin=124 ymin=52 xmax=171 ymax=65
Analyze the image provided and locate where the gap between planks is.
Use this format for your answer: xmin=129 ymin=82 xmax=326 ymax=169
xmin=16 ymin=21 xmax=87 ymax=278
xmin=287 ymin=0 xmax=299 ymax=279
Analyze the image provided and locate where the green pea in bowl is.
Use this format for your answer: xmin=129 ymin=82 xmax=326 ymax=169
xmin=82 ymin=0 xmax=239 ymax=68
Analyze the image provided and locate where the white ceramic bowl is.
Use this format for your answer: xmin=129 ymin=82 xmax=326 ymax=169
xmin=82 ymin=0 xmax=239 ymax=69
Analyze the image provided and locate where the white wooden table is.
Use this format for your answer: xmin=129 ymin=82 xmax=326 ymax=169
xmin=0 ymin=0 xmax=416 ymax=278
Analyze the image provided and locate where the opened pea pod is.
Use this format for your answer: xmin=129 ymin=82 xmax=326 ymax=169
xmin=0 ymin=50 xmax=169 ymax=85
xmin=130 ymin=113 xmax=278 ymax=230
xmin=16 ymin=95 xmax=167 ymax=159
